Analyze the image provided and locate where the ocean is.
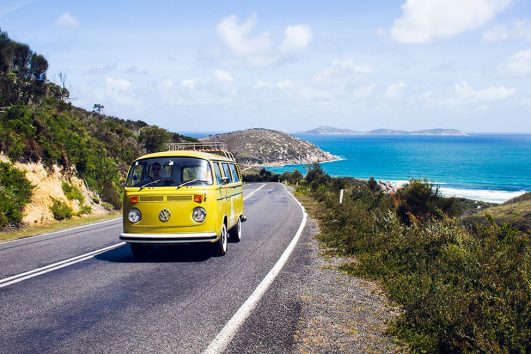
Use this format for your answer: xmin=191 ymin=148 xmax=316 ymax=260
xmin=266 ymin=134 xmax=531 ymax=203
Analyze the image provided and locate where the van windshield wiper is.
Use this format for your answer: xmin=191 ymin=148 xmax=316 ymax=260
xmin=139 ymin=179 xmax=160 ymax=191
xmin=176 ymin=179 xmax=209 ymax=189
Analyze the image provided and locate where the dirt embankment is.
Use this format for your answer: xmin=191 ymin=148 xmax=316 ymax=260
xmin=1 ymin=154 xmax=110 ymax=226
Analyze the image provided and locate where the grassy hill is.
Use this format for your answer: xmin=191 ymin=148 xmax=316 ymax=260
xmin=464 ymin=192 xmax=531 ymax=233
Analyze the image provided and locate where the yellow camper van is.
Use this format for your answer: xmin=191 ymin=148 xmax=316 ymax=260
xmin=120 ymin=142 xmax=244 ymax=258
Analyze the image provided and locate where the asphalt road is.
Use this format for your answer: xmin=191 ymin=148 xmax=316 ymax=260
xmin=0 ymin=182 xmax=307 ymax=353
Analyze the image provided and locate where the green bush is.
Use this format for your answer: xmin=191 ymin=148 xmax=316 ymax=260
xmin=50 ymin=199 xmax=73 ymax=220
xmin=77 ymin=204 xmax=92 ymax=216
xmin=0 ymin=161 xmax=33 ymax=228
xmin=101 ymin=202 xmax=114 ymax=211
xmin=303 ymin=178 xmax=530 ymax=353
xmin=396 ymin=179 xmax=459 ymax=225
xmin=243 ymin=168 xmax=280 ymax=182
xmin=280 ymin=169 xmax=303 ymax=185
xmin=305 ymin=162 xmax=331 ymax=191
xmin=62 ymin=181 xmax=84 ymax=204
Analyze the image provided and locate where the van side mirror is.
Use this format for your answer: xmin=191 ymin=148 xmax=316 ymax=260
xmin=221 ymin=177 xmax=230 ymax=185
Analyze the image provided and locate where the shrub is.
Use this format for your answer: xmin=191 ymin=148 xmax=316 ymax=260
xmin=396 ymin=179 xmax=459 ymax=225
xmin=101 ymin=202 xmax=114 ymax=211
xmin=77 ymin=205 xmax=92 ymax=216
xmin=305 ymin=162 xmax=331 ymax=191
xmin=280 ymin=169 xmax=303 ymax=184
xmin=243 ymin=168 xmax=280 ymax=182
xmin=50 ymin=199 xmax=73 ymax=220
xmin=0 ymin=161 xmax=33 ymax=228
xmin=61 ymin=181 xmax=84 ymax=204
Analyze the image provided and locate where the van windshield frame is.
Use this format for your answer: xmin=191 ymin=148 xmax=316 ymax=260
xmin=125 ymin=157 xmax=213 ymax=188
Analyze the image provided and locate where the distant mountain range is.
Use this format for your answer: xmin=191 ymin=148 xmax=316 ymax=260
xmin=300 ymin=126 xmax=467 ymax=136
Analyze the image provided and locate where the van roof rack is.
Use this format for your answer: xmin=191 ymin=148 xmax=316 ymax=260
xmin=166 ymin=142 xmax=236 ymax=161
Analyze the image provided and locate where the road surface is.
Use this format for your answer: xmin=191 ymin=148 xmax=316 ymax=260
xmin=0 ymin=182 xmax=310 ymax=353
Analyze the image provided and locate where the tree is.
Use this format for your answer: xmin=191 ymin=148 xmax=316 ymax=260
xmin=57 ymin=72 xmax=70 ymax=101
xmin=92 ymin=103 xmax=104 ymax=114
xmin=138 ymin=125 xmax=172 ymax=153
xmin=305 ymin=162 xmax=330 ymax=191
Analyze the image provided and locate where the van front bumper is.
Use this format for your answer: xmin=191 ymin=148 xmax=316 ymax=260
xmin=120 ymin=232 xmax=218 ymax=244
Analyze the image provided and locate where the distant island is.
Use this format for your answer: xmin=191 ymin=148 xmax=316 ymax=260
xmin=301 ymin=126 xmax=467 ymax=136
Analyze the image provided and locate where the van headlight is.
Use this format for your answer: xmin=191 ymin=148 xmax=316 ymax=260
xmin=128 ymin=208 xmax=141 ymax=223
xmin=192 ymin=207 xmax=206 ymax=222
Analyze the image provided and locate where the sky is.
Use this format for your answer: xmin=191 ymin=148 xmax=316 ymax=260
xmin=1 ymin=0 xmax=531 ymax=133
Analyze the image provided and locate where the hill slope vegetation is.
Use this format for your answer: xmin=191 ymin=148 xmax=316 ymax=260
xmin=201 ymin=128 xmax=338 ymax=165
xmin=0 ymin=29 xmax=195 ymax=227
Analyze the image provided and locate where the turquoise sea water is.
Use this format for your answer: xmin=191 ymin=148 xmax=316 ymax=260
xmin=267 ymin=134 xmax=531 ymax=203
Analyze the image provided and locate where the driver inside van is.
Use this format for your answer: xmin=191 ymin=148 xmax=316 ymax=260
xmin=137 ymin=162 xmax=162 ymax=186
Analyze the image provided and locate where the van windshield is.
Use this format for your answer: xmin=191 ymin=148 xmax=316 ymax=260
xmin=126 ymin=157 xmax=213 ymax=187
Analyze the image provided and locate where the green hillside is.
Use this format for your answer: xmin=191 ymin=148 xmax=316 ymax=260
xmin=0 ymin=29 xmax=195 ymax=225
xmin=464 ymin=192 xmax=531 ymax=233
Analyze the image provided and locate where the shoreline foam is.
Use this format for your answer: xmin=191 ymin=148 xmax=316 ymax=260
xmin=385 ymin=180 xmax=526 ymax=204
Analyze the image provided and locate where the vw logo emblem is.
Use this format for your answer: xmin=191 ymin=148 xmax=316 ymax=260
xmin=159 ymin=209 xmax=171 ymax=222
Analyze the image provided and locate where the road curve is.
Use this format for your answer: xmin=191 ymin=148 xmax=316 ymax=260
xmin=0 ymin=182 xmax=305 ymax=353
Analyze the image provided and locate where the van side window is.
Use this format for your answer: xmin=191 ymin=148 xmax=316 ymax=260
xmin=222 ymin=163 xmax=232 ymax=183
xmin=229 ymin=164 xmax=240 ymax=182
xmin=213 ymin=162 xmax=223 ymax=185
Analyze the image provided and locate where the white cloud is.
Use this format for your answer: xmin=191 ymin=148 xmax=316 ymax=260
xmin=385 ymin=81 xmax=407 ymax=99
xmin=504 ymin=49 xmax=531 ymax=76
xmin=216 ymin=14 xmax=271 ymax=57
xmin=454 ymin=81 xmax=515 ymax=102
xmin=216 ymin=14 xmax=312 ymax=66
xmin=180 ymin=79 xmax=196 ymax=89
xmin=482 ymin=19 xmax=531 ymax=42
xmin=213 ymin=69 xmax=234 ymax=83
xmin=55 ymin=12 xmax=80 ymax=28
xmin=105 ymin=78 xmax=134 ymax=105
xmin=313 ymin=59 xmax=372 ymax=83
xmin=276 ymin=80 xmax=294 ymax=89
xmin=353 ymin=84 xmax=377 ymax=99
xmin=391 ymin=0 xmax=511 ymax=43
xmin=280 ymin=25 xmax=312 ymax=53
xmin=423 ymin=81 xmax=515 ymax=106
xmin=254 ymin=80 xmax=274 ymax=89
xmin=158 ymin=71 xmax=237 ymax=106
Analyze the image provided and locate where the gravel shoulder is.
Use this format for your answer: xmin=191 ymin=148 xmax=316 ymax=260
xmin=294 ymin=219 xmax=400 ymax=353
xmin=226 ymin=214 xmax=400 ymax=353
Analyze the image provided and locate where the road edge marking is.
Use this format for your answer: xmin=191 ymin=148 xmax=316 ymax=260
xmin=0 ymin=217 xmax=123 ymax=245
xmin=243 ymin=183 xmax=266 ymax=201
xmin=0 ymin=242 xmax=126 ymax=288
xmin=204 ymin=183 xmax=307 ymax=354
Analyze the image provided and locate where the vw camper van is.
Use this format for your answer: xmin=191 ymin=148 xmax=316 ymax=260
xmin=120 ymin=142 xmax=244 ymax=257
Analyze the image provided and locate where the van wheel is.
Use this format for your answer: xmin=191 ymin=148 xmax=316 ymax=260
xmin=229 ymin=218 xmax=242 ymax=242
xmin=212 ymin=224 xmax=227 ymax=256
xmin=130 ymin=243 xmax=149 ymax=258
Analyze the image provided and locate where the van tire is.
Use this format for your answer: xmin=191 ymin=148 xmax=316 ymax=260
xmin=130 ymin=243 xmax=149 ymax=258
xmin=229 ymin=218 xmax=242 ymax=242
xmin=212 ymin=224 xmax=228 ymax=256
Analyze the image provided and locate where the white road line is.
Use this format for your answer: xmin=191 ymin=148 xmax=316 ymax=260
xmin=204 ymin=183 xmax=307 ymax=354
xmin=243 ymin=183 xmax=266 ymax=201
xmin=0 ymin=243 xmax=126 ymax=289
xmin=0 ymin=217 xmax=123 ymax=245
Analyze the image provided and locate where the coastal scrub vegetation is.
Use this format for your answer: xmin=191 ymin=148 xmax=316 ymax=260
xmin=0 ymin=29 xmax=196 ymax=225
xmin=0 ymin=161 xmax=33 ymax=228
xmin=297 ymin=163 xmax=530 ymax=353
xmin=50 ymin=199 xmax=73 ymax=221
